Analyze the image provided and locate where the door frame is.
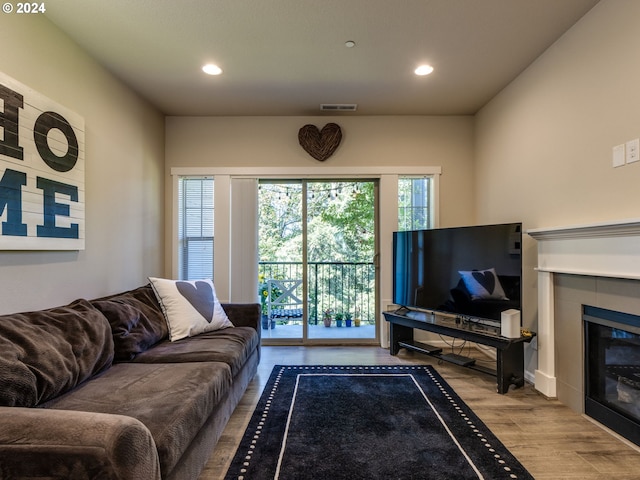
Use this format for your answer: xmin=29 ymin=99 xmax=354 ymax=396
xmin=170 ymin=166 xmax=441 ymax=348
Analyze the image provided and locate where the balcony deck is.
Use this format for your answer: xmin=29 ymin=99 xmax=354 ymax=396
xmin=260 ymin=322 xmax=377 ymax=341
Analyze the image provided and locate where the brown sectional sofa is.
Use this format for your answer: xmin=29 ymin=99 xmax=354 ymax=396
xmin=0 ymin=284 xmax=261 ymax=480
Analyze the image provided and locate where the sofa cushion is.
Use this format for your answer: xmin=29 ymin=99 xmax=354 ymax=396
xmin=220 ymin=302 xmax=261 ymax=330
xmin=92 ymin=285 xmax=168 ymax=361
xmin=0 ymin=299 xmax=114 ymax=407
xmin=132 ymin=326 xmax=259 ymax=377
xmin=148 ymin=277 xmax=233 ymax=341
xmin=41 ymin=361 xmax=232 ymax=478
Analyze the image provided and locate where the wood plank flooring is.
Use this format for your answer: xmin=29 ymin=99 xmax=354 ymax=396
xmin=199 ymin=346 xmax=640 ymax=479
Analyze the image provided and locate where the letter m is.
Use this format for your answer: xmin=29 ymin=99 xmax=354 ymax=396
xmin=0 ymin=168 xmax=27 ymax=236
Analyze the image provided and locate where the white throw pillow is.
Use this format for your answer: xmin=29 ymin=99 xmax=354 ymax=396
xmin=458 ymin=268 xmax=509 ymax=301
xmin=148 ymin=277 xmax=233 ymax=341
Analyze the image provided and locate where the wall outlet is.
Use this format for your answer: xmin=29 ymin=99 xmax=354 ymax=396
xmin=626 ymin=138 xmax=640 ymax=164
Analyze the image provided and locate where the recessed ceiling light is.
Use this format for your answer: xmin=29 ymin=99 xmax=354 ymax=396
xmin=202 ymin=64 xmax=223 ymax=75
xmin=345 ymin=40 xmax=356 ymax=48
xmin=414 ymin=64 xmax=434 ymax=76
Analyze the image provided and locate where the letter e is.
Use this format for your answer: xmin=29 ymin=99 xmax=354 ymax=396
xmin=36 ymin=177 xmax=79 ymax=239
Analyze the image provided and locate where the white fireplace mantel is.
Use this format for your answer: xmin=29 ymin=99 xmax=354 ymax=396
xmin=527 ymin=218 xmax=640 ymax=398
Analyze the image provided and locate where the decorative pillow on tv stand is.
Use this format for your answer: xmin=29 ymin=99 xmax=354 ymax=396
xmin=148 ymin=277 xmax=234 ymax=341
xmin=458 ymin=268 xmax=509 ymax=301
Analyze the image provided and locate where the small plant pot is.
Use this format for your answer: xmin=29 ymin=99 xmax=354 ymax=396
xmin=345 ymin=319 xmax=352 ymax=327
xmin=262 ymin=315 xmax=276 ymax=329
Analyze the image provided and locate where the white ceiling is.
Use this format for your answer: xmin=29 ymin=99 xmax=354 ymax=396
xmin=45 ymin=0 xmax=600 ymax=116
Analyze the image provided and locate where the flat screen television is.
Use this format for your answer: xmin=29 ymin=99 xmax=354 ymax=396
xmin=392 ymin=222 xmax=522 ymax=324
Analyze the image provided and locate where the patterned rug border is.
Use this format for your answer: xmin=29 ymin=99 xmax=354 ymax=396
xmin=225 ymin=365 xmax=532 ymax=480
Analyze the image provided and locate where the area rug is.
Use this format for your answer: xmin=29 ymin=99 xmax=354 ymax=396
xmin=224 ymin=365 xmax=533 ymax=480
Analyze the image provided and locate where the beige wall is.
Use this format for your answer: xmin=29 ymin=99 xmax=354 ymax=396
xmin=476 ymin=0 xmax=640 ymax=229
xmin=0 ymin=15 xmax=165 ymax=314
xmin=475 ymin=0 xmax=640 ymax=336
xmin=165 ymin=115 xmax=475 ymax=267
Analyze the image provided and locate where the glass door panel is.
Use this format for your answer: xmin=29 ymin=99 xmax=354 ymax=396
xmin=258 ymin=179 xmax=378 ymax=344
xmin=306 ymin=180 xmax=377 ymax=341
xmin=258 ymin=181 xmax=304 ymax=340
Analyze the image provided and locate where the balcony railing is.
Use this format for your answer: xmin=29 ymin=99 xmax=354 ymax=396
xmin=258 ymin=261 xmax=375 ymax=325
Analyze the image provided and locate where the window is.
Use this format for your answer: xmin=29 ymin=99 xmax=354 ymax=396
xmin=178 ymin=177 xmax=214 ymax=280
xmin=398 ymin=176 xmax=432 ymax=231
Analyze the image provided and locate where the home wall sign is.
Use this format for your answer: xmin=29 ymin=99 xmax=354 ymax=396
xmin=0 ymin=71 xmax=85 ymax=250
xmin=298 ymin=123 xmax=342 ymax=161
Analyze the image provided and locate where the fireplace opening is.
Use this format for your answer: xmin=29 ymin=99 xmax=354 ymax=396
xmin=584 ymin=305 xmax=640 ymax=446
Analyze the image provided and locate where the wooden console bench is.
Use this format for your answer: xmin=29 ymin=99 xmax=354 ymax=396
xmin=383 ymin=309 xmax=535 ymax=394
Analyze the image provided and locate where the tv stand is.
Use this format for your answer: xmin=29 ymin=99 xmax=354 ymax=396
xmin=383 ymin=309 xmax=535 ymax=394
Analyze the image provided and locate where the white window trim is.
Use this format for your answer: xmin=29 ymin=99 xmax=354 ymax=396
xmin=170 ymin=166 xmax=441 ymax=347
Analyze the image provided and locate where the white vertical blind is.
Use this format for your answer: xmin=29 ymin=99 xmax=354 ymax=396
xmin=178 ymin=177 xmax=214 ymax=280
xmin=230 ymin=177 xmax=259 ymax=303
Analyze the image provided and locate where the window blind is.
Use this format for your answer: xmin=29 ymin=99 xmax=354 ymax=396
xmin=178 ymin=177 xmax=214 ymax=280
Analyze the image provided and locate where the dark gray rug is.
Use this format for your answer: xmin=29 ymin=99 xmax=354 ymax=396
xmin=225 ymin=365 xmax=533 ymax=480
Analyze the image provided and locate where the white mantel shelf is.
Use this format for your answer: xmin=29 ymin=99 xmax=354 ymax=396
xmin=527 ymin=218 xmax=640 ymax=281
xmin=528 ymin=217 xmax=640 ymax=240
xmin=527 ymin=218 xmax=640 ymax=398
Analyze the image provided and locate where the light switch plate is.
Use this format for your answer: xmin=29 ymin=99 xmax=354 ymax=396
xmin=626 ymin=138 xmax=640 ymax=164
xmin=613 ymin=144 xmax=625 ymax=167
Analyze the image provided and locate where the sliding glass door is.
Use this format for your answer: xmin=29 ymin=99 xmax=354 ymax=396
xmin=258 ymin=179 xmax=378 ymax=344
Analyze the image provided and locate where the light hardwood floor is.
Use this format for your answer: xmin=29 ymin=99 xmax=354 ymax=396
xmin=199 ymin=346 xmax=640 ymax=480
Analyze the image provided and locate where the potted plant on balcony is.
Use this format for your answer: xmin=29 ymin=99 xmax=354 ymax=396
xmin=258 ymin=275 xmax=278 ymax=330
xmin=258 ymin=277 xmax=270 ymax=329
xmin=323 ymin=308 xmax=333 ymax=327
xmin=345 ymin=311 xmax=353 ymax=327
xmin=335 ymin=312 xmax=344 ymax=327
xmin=354 ymin=308 xmax=361 ymax=327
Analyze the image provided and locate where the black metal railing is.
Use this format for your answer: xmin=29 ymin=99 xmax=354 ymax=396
xmin=258 ymin=261 xmax=375 ymax=325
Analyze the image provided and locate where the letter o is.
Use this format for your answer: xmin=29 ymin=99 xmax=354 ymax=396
xmin=33 ymin=111 xmax=79 ymax=173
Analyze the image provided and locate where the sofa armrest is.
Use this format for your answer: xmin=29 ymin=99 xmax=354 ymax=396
xmin=221 ymin=303 xmax=261 ymax=331
xmin=0 ymin=407 xmax=161 ymax=480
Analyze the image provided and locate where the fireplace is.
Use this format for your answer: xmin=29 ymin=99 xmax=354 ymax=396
xmin=527 ymin=218 xmax=640 ymax=441
xmin=584 ymin=305 xmax=640 ymax=446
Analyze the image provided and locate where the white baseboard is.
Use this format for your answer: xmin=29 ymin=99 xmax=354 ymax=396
xmin=525 ymin=370 xmax=535 ymax=385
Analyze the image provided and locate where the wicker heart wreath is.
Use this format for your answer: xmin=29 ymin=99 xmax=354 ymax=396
xmin=298 ymin=123 xmax=342 ymax=161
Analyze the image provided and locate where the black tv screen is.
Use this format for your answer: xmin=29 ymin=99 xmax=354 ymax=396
xmin=392 ymin=223 xmax=522 ymax=322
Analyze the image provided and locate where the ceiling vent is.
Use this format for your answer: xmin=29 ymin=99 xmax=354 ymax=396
xmin=320 ymin=104 xmax=358 ymax=112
